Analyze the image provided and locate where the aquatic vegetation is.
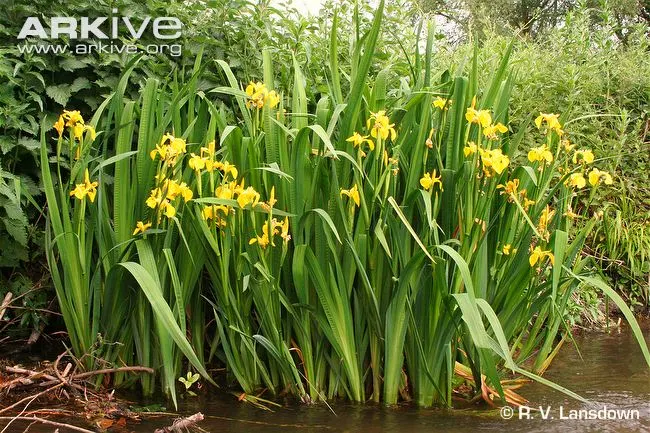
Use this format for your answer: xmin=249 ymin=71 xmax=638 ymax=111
xmin=40 ymin=2 xmax=650 ymax=410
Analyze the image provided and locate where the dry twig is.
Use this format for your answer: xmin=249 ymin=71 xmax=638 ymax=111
xmin=154 ymin=412 xmax=205 ymax=433
xmin=0 ymin=416 xmax=94 ymax=433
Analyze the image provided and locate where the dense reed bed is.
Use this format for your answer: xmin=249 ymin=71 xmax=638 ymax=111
xmin=41 ymin=2 xmax=650 ymax=409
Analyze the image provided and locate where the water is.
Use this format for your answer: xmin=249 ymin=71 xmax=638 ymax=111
xmin=4 ymin=323 xmax=649 ymax=432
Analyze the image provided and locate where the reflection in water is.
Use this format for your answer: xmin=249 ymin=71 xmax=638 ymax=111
xmin=135 ymin=324 xmax=649 ymax=433
xmin=5 ymin=324 xmax=650 ymax=433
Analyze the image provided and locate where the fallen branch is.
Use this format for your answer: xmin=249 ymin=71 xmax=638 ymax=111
xmin=154 ymin=412 xmax=205 ymax=433
xmin=3 ymin=366 xmax=87 ymax=393
xmin=5 ymin=366 xmax=58 ymax=383
xmin=72 ymin=366 xmax=155 ymax=380
xmin=4 ymin=364 xmax=154 ymax=389
xmin=0 ymin=416 xmax=95 ymax=433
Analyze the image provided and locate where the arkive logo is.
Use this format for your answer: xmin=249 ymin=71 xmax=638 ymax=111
xmin=18 ymin=10 xmax=182 ymax=40
xmin=16 ymin=10 xmax=183 ymax=57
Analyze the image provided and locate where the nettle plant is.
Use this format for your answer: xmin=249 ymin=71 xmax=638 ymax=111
xmin=41 ymin=3 xmax=650 ymax=409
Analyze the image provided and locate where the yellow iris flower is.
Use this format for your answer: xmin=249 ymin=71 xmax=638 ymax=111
xmin=215 ymin=182 xmax=237 ymax=200
xmin=150 ymin=134 xmax=187 ymax=166
xmin=479 ymin=148 xmax=510 ymax=175
xmin=200 ymin=140 xmax=216 ymax=158
xmin=561 ymin=139 xmax=576 ymax=152
xmin=483 ymin=122 xmax=508 ymax=140
xmin=146 ymin=188 xmax=162 ymax=209
xmin=523 ymin=196 xmax=536 ymax=210
xmin=588 ymin=168 xmax=613 ymax=186
xmin=245 ymin=81 xmax=280 ymax=109
xmin=202 ymin=205 xmax=229 ymax=225
xmin=567 ymin=173 xmax=587 ymax=189
xmin=463 ymin=142 xmax=478 ymax=157
xmin=56 ymin=110 xmax=95 ymax=141
xmin=340 ymin=184 xmax=361 ymax=207
xmin=527 ymin=145 xmax=553 ymax=164
xmin=72 ymin=123 xmax=96 ymax=141
xmin=465 ymin=108 xmax=492 ymax=127
xmin=249 ymin=222 xmax=275 ymax=248
xmin=188 ymin=141 xmax=220 ymax=173
xmin=265 ymin=90 xmax=280 ymax=109
xmin=62 ymin=110 xmax=84 ymax=126
xmin=202 ymin=206 xmax=215 ymax=221
xmin=346 ymin=132 xmax=375 ymax=152
xmin=367 ymin=110 xmax=397 ymax=141
xmin=249 ymin=230 xmax=271 ymax=248
xmin=538 ymin=205 xmax=556 ymax=235
xmin=529 ymin=246 xmax=555 ymax=267
xmin=433 ymin=97 xmax=451 ymax=110
xmin=419 ymin=170 xmax=443 ymax=192
xmin=236 ymin=186 xmax=261 ymax=209
xmin=278 ymin=216 xmax=290 ymax=242
xmin=572 ymin=149 xmax=595 ymax=164
xmin=267 ymin=186 xmax=277 ymax=208
xmin=534 ymin=112 xmax=563 ymax=135
xmin=189 ymin=154 xmax=207 ymax=171
xmin=465 ymin=98 xmax=492 ymax=127
xmin=219 ymin=161 xmax=238 ymax=179
xmin=497 ymin=178 xmax=520 ymax=196
xmin=249 ymin=217 xmax=290 ymax=249
xmin=69 ymin=168 xmax=99 ymax=203
xmin=564 ymin=206 xmax=580 ymax=219
xmin=54 ymin=116 xmax=65 ymax=137
xmin=133 ymin=221 xmax=152 ymax=235
xmin=165 ymin=180 xmax=193 ymax=202
xmin=161 ymin=200 xmax=176 ymax=218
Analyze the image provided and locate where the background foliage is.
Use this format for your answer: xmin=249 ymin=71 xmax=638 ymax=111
xmin=427 ymin=5 xmax=650 ymax=314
